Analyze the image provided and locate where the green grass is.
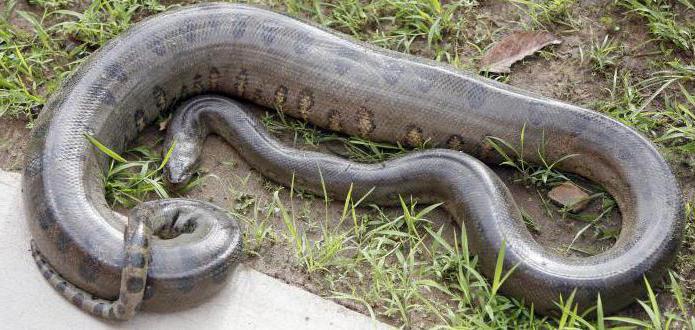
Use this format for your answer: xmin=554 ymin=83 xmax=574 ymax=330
xmin=594 ymin=62 xmax=694 ymax=158
xmin=0 ymin=0 xmax=165 ymax=121
xmin=584 ymin=34 xmax=623 ymax=72
xmin=485 ymin=124 xmax=577 ymax=188
xmin=506 ymin=0 xmax=580 ymax=30
xmin=86 ymin=134 xmax=200 ymax=208
xmin=619 ymin=0 xmax=694 ymax=57
xmin=236 ymin=175 xmax=694 ymax=328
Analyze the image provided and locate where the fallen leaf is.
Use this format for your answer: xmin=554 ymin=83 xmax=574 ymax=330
xmin=548 ymin=181 xmax=590 ymax=212
xmin=479 ymin=31 xmax=561 ymax=73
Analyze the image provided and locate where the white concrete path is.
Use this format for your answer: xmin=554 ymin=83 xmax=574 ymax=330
xmin=0 ymin=170 xmax=390 ymax=329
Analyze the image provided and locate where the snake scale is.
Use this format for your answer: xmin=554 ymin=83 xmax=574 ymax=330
xmin=23 ymin=3 xmax=684 ymax=320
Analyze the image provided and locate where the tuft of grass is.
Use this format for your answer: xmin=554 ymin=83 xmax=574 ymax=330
xmin=595 ymin=63 xmax=694 ymax=158
xmin=0 ymin=0 xmax=166 ymax=122
xmin=369 ymin=0 xmax=473 ymax=52
xmin=485 ymin=124 xmax=578 ymax=188
xmin=86 ymin=134 xmax=199 ymax=208
xmin=321 ymin=0 xmax=377 ymax=38
xmin=507 ymin=0 xmax=579 ymax=30
xmin=52 ymin=0 xmax=165 ymax=48
xmin=584 ymin=34 xmax=623 ymax=72
xmin=619 ymin=0 xmax=694 ymax=56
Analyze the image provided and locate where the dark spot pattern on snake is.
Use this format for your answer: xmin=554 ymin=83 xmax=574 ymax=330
xmin=180 ymin=21 xmax=197 ymax=43
xmin=447 ymin=134 xmax=465 ymax=151
xmin=356 ymin=107 xmax=376 ymax=137
xmin=333 ymin=60 xmax=351 ymax=75
xmin=465 ymin=83 xmax=486 ymax=110
xmin=88 ymin=85 xmax=116 ymax=106
xmin=72 ymin=293 xmax=85 ymax=308
xmin=56 ymin=281 xmax=67 ymax=293
xmin=208 ymin=67 xmax=221 ymax=89
xmin=527 ymin=101 xmax=545 ymax=127
xmin=78 ymin=254 xmax=99 ymax=283
xmin=293 ymin=31 xmax=313 ymax=54
xmin=230 ymin=14 xmax=248 ymax=38
xmin=380 ymin=60 xmax=404 ymax=86
xmin=297 ymin=89 xmax=314 ymax=120
xmin=234 ymin=69 xmax=248 ymax=97
xmin=56 ymin=231 xmax=71 ymax=252
xmin=211 ymin=261 xmax=230 ymax=283
xmin=127 ymin=252 xmax=146 ymax=268
xmin=192 ymin=73 xmax=204 ymax=93
xmin=403 ymin=125 xmax=424 ymax=147
xmin=274 ymin=85 xmax=288 ymax=111
xmin=327 ymin=109 xmax=343 ymax=131
xmin=152 ymin=86 xmax=167 ymax=111
xmin=176 ymin=277 xmax=195 ymax=293
xmin=36 ymin=206 xmax=53 ymax=231
xmin=259 ymin=22 xmax=281 ymax=45
xmin=93 ymin=303 xmax=106 ymax=315
xmin=126 ymin=276 xmax=145 ymax=293
xmin=105 ymin=64 xmax=128 ymax=83
xmin=148 ymin=38 xmax=166 ymax=56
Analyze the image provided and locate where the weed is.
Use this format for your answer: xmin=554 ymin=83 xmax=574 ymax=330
xmin=585 ymin=34 xmax=623 ymax=72
xmin=86 ymin=134 xmax=199 ymax=208
xmin=370 ymin=0 xmax=472 ymax=52
xmin=619 ymin=0 xmax=694 ymax=56
xmin=486 ymin=124 xmax=578 ymax=188
xmin=237 ymin=200 xmax=277 ymax=256
xmin=507 ymin=0 xmax=579 ymax=30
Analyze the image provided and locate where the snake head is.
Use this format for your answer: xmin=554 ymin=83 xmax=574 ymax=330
xmin=162 ymin=137 xmax=202 ymax=191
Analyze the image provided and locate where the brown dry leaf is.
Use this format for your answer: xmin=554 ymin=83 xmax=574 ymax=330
xmin=479 ymin=31 xmax=561 ymax=73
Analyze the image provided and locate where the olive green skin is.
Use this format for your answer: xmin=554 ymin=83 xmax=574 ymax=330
xmin=23 ymin=3 xmax=683 ymax=316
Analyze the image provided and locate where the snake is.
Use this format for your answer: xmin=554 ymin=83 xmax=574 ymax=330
xmin=23 ymin=3 xmax=684 ymax=320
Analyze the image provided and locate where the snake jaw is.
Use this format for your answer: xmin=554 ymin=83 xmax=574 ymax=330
xmin=163 ymin=165 xmax=193 ymax=191
xmin=163 ymin=139 xmax=202 ymax=191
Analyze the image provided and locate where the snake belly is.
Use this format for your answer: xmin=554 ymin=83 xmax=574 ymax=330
xmin=23 ymin=3 xmax=684 ymax=316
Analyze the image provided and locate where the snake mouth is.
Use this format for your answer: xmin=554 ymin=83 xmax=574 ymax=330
xmin=163 ymin=166 xmax=194 ymax=191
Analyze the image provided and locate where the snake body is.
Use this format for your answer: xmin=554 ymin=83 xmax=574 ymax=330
xmin=23 ymin=3 xmax=684 ymax=319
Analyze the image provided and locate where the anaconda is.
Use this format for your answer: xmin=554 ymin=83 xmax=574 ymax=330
xmin=23 ymin=3 xmax=684 ymax=320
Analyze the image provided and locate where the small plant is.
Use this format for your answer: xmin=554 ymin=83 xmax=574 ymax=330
xmin=85 ymin=134 xmax=198 ymax=208
xmin=619 ymin=0 xmax=694 ymax=56
xmin=370 ymin=0 xmax=474 ymax=52
xmin=236 ymin=200 xmax=277 ymax=256
xmin=321 ymin=0 xmax=376 ymax=38
xmin=53 ymin=0 xmax=166 ymax=47
xmin=486 ymin=124 xmax=578 ymax=188
xmin=595 ymin=69 xmax=658 ymax=133
xmin=586 ymin=34 xmax=623 ymax=72
xmin=261 ymin=110 xmax=326 ymax=146
xmin=507 ymin=0 xmax=579 ymax=30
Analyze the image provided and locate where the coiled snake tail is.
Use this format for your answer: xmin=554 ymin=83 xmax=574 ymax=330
xmin=30 ymin=203 xmax=151 ymax=320
xmin=30 ymin=199 xmax=241 ymax=320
